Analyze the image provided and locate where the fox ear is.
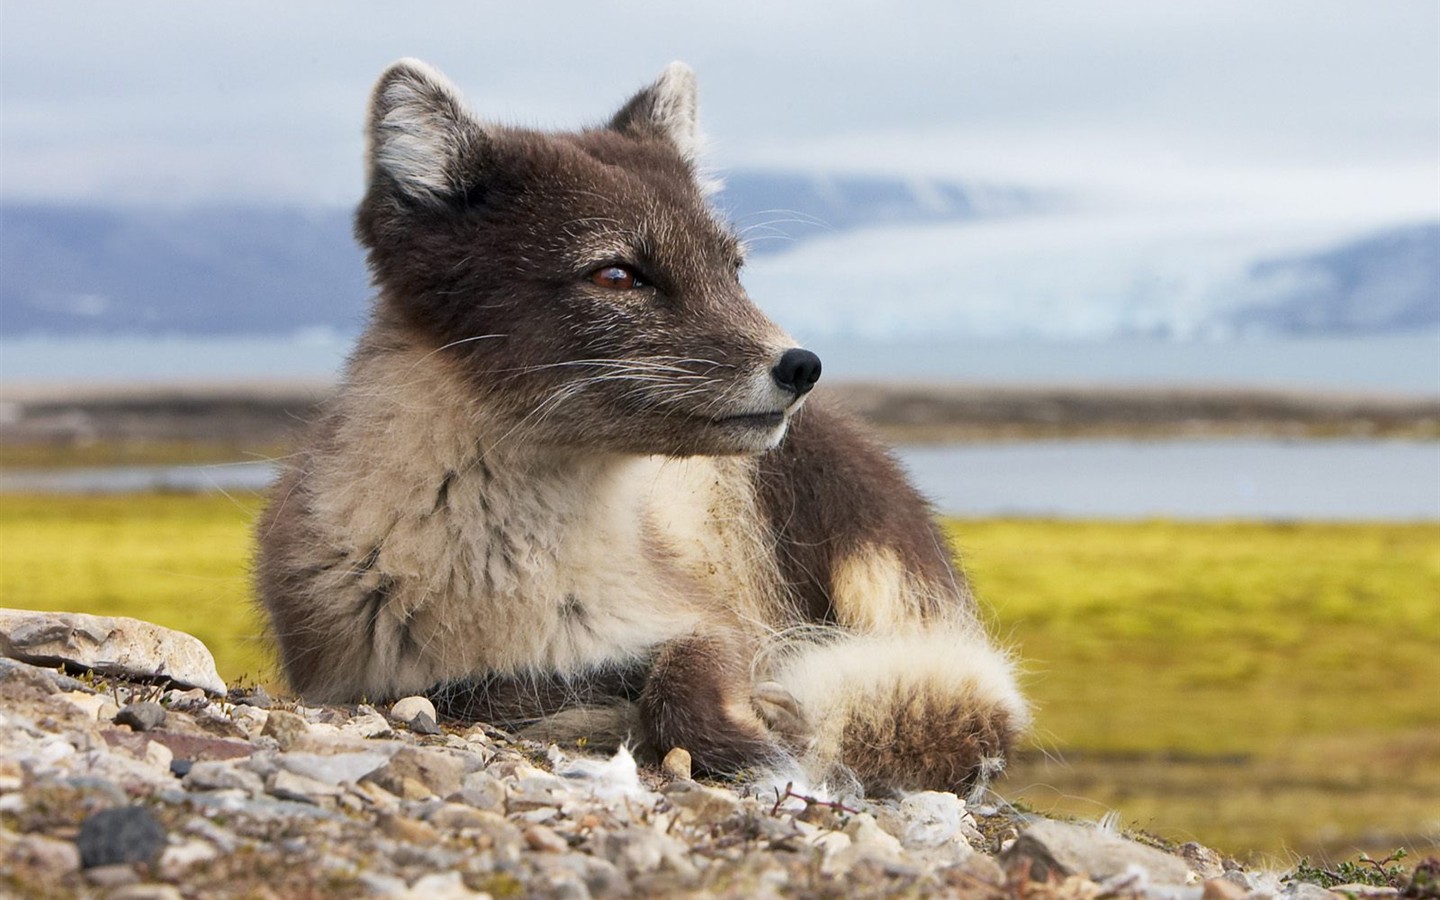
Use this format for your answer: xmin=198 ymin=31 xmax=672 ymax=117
xmin=609 ymin=62 xmax=702 ymax=163
xmin=366 ymin=58 xmax=481 ymax=202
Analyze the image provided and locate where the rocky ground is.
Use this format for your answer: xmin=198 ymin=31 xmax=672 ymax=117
xmin=0 ymin=608 xmax=1431 ymax=899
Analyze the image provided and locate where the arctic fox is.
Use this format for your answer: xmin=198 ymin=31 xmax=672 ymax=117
xmin=256 ymin=59 xmax=1028 ymax=796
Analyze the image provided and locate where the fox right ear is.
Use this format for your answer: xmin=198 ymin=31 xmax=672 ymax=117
xmin=366 ymin=59 xmax=482 ymax=203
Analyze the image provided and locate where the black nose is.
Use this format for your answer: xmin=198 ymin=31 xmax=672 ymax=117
xmin=772 ymin=348 xmax=822 ymax=396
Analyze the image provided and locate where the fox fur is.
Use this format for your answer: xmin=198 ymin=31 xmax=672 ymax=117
xmin=255 ymin=58 xmax=1028 ymax=797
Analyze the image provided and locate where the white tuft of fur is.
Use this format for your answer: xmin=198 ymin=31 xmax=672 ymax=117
xmin=767 ymin=627 xmax=1030 ymax=796
xmin=548 ymin=745 xmax=657 ymax=804
xmin=368 ymin=58 xmax=475 ymax=201
xmin=647 ymin=61 xmax=703 ymax=163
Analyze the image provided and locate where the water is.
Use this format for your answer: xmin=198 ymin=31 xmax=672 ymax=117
xmin=897 ymin=439 xmax=1440 ymax=520
xmin=0 ymin=462 xmax=277 ymax=495
xmin=2 ymin=331 xmax=1437 ymax=395
xmin=5 ymin=441 xmax=1437 ymax=520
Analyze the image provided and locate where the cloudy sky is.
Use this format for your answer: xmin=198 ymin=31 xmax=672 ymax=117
xmin=2 ymin=1 xmax=1437 ymax=348
xmin=3 ymin=0 xmax=1436 ymax=218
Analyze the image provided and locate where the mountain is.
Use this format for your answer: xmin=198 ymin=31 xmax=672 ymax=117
xmin=0 ymin=171 xmax=1032 ymax=337
xmin=1226 ymin=222 xmax=1440 ymax=336
xmin=1 ymin=173 xmax=1435 ymax=340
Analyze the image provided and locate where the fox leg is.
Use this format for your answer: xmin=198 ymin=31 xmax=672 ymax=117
xmin=639 ymin=632 xmax=798 ymax=777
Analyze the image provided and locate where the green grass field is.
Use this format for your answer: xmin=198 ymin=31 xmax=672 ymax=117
xmin=1 ymin=492 xmax=1436 ymax=861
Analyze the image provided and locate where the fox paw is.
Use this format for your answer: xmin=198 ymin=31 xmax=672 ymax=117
xmin=752 ymin=681 xmax=811 ymax=748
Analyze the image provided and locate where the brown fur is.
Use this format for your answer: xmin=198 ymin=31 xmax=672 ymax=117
xmin=255 ymin=59 xmax=1027 ymax=797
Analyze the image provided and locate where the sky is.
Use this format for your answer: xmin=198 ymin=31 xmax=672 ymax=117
xmin=2 ymin=1 xmax=1437 ymax=349
xmin=2 ymin=0 xmax=1436 ymax=218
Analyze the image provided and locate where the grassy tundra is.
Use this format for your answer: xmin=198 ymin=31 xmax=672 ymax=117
xmin=1 ymin=491 xmax=1435 ymax=860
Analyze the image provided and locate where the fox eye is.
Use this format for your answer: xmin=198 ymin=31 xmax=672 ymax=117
xmin=589 ymin=265 xmax=645 ymax=291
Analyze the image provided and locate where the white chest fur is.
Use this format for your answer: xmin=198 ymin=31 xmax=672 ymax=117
xmin=301 ymin=346 xmax=781 ymax=696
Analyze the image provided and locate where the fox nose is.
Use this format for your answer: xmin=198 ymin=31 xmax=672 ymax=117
xmin=772 ymin=348 xmax=822 ymax=396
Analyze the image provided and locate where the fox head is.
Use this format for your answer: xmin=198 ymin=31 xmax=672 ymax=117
xmin=354 ymin=59 xmax=821 ymax=456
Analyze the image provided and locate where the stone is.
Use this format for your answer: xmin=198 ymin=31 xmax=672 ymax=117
xmin=0 ymin=655 xmax=89 ymax=692
xmin=391 ymin=695 xmax=437 ymax=723
xmin=115 ymin=701 xmax=167 ymax=732
xmin=424 ymin=802 xmax=498 ymax=831
xmin=230 ymin=684 xmax=272 ymax=708
xmin=76 ymin=805 xmax=168 ymax=868
xmin=950 ymin=852 xmax=1007 ymax=887
xmin=878 ymin=791 xmax=975 ymax=852
xmin=11 ymin=833 xmax=82 ymax=876
xmin=660 ymin=747 xmax=692 ymax=781
xmin=260 ymin=708 xmax=309 ymax=750
xmin=0 ymin=608 xmax=226 ymax=694
xmin=525 ymin=823 xmax=570 ymax=853
xmin=380 ymin=813 xmax=441 ymax=844
xmin=1330 ymin=885 xmax=1399 ymax=897
xmin=1285 ymin=883 xmax=1344 ymax=900
xmin=406 ymin=871 xmax=484 ymax=898
xmin=451 ymin=770 xmax=505 ymax=809
xmin=1204 ymin=877 xmax=1251 ymax=900
xmin=845 ymin=813 xmax=904 ymax=857
xmin=184 ymin=760 xmax=264 ymax=794
xmin=410 ymin=711 xmax=443 ymax=735
xmin=0 ymin=756 xmax=25 ymax=791
xmin=1181 ymin=840 xmax=1227 ymax=880
xmin=1001 ymin=818 xmax=1192 ymax=885
xmin=270 ymin=769 xmax=343 ymax=802
xmin=143 ymin=739 xmax=174 ymax=773
xmin=158 ymin=839 xmax=220 ymax=879
xmin=227 ymin=704 xmax=269 ymax=737
xmin=108 ymin=886 xmax=184 ymax=900
xmin=84 ymin=863 xmax=141 ymax=888
xmin=58 ymin=690 xmax=120 ymax=722
xmin=662 ymin=780 xmax=740 ymax=826
xmin=274 ymin=749 xmax=395 ymax=787
xmin=340 ymin=706 xmax=391 ymax=738
xmin=363 ymin=746 xmax=467 ymax=799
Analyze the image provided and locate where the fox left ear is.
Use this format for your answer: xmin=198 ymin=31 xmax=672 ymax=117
xmin=366 ymin=58 xmax=483 ymax=203
xmin=609 ymin=62 xmax=702 ymax=163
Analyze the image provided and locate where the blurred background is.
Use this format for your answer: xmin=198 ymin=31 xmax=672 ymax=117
xmin=1 ymin=0 xmax=1437 ymax=863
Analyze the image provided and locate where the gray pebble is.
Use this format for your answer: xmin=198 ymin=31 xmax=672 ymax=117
xmin=409 ymin=711 xmax=442 ymax=735
xmin=76 ymin=805 xmax=167 ymax=868
xmin=114 ymin=701 xmax=167 ymax=732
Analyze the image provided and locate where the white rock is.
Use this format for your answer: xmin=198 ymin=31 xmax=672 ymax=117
xmin=390 ymin=695 xmax=437 ymax=723
xmin=844 ymin=813 xmax=904 ymax=858
xmin=228 ymin=705 xmax=269 ymax=736
xmin=143 ymin=739 xmax=174 ymax=774
xmin=0 ymin=609 xmax=226 ymax=694
xmin=401 ymin=871 xmax=486 ymax=898
xmin=887 ymin=791 xmax=976 ymax=853
xmin=275 ymin=749 xmax=395 ymax=787
xmin=341 ymin=708 xmax=391 ymax=738
xmin=159 ymin=839 xmax=220 ymax=879
xmin=56 ymin=690 xmax=119 ymax=722
xmin=185 ymin=760 xmax=265 ymax=794
xmin=270 ymin=769 xmax=343 ymax=802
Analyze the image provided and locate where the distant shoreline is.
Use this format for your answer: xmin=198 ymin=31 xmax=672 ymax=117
xmin=2 ymin=379 xmax=1436 ymax=469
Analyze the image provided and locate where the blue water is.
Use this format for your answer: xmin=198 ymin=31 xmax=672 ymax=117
xmin=5 ymin=440 xmax=1437 ymax=520
xmin=897 ymin=439 xmax=1440 ymax=520
xmin=2 ymin=331 xmax=1438 ymax=395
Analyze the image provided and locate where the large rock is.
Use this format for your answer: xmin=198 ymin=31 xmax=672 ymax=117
xmin=0 ymin=609 xmax=226 ymax=695
xmin=1000 ymin=818 xmax=1193 ymax=885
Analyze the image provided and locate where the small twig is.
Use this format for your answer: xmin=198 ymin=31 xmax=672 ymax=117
xmin=769 ymin=781 xmax=859 ymax=817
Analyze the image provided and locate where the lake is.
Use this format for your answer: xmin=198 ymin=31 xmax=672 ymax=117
xmin=5 ymin=439 xmax=1437 ymax=520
